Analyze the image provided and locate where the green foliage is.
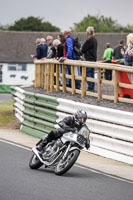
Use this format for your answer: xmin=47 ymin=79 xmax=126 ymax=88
xmin=8 ymin=16 xmax=60 ymax=32
xmin=0 ymin=24 xmax=9 ymax=30
xmin=71 ymin=14 xmax=133 ymax=33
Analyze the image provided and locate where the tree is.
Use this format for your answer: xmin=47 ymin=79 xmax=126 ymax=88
xmin=8 ymin=16 xmax=60 ymax=32
xmin=71 ymin=14 xmax=133 ymax=33
xmin=0 ymin=24 xmax=9 ymax=30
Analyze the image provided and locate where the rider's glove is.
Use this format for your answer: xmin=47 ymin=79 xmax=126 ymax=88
xmin=85 ymin=140 xmax=90 ymax=149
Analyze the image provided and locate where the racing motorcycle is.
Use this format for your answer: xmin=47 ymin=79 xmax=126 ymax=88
xmin=29 ymin=124 xmax=90 ymax=176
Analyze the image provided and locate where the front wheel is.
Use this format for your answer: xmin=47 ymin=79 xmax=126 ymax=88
xmin=29 ymin=154 xmax=43 ymax=169
xmin=55 ymin=149 xmax=80 ymax=175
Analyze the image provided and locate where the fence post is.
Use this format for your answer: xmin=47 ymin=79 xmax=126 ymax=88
xmin=43 ymin=64 xmax=46 ymax=90
xmin=114 ymin=70 xmax=119 ymax=103
xmin=71 ymin=65 xmax=75 ymax=94
xmin=46 ymin=64 xmax=50 ymax=91
xmin=81 ymin=66 xmax=86 ymax=97
xmin=56 ymin=64 xmax=59 ymax=91
xmin=35 ymin=63 xmax=41 ymax=87
xmin=98 ymin=68 xmax=102 ymax=100
xmin=40 ymin=64 xmax=44 ymax=88
xmin=50 ymin=64 xmax=54 ymax=92
xmin=62 ymin=64 xmax=66 ymax=92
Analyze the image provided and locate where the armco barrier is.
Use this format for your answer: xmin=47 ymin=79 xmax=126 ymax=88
xmin=12 ymin=86 xmax=133 ymax=164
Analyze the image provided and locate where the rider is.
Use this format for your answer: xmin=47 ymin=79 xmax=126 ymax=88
xmin=37 ymin=109 xmax=90 ymax=151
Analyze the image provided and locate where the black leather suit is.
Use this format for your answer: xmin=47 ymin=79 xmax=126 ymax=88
xmin=46 ymin=116 xmax=83 ymax=142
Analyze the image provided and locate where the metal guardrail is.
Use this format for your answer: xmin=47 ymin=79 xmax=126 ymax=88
xmin=34 ymin=59 xmax=133 ymax=104
xmin=12 ymin=86 xmax=133 ymax=164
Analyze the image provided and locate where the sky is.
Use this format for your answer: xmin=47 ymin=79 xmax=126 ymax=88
xmin=0 ymin=0 xmax=133 ymax=31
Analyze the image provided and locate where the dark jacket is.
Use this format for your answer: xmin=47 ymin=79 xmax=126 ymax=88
xmin=58 ymin=116 xmax=83 ymax=132
xmin=36 ymin=44 xmax=47 ymax=59
xmin=81 ymin=36 xmax=97 ymax=61
xmin=112 ymin=45 xmax=125 ymax=59
xmin=52 ymin=44 xmax=64 ymax=58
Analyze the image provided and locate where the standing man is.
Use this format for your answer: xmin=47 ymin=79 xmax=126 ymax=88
xmin=46 ymin=35 xmax=54 ymax=59
xmin=102 ymin=43 xmax=113 ymax=80
xmin=64 ymin=30 xmax=77 ymax=87
xmin=31 ymin=38 xmax=47 ymax=60
xmin=112 ymin=40 xmax=125 ymax=60
xmin=81 ymin=26 xmax=97 ymax=91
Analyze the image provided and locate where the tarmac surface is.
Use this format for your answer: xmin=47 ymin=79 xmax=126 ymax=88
xmin=0 ymin=128 xmax=133 ymax=181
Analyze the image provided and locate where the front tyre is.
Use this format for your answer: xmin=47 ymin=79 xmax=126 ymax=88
xmin=29 ymin=154 xmax=43 ymax=169
xmin=55 ymin=149 xmax=80 ymax=175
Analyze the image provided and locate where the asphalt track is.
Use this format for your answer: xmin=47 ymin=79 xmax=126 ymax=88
xmin=0 ymin=140 xmax=133 ymax=200
xmin=0 ymin=94 xmax=12 ymax=102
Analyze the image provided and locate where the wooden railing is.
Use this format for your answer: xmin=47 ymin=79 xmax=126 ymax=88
xmin=34 ymin=59 xmax=133 ymax=104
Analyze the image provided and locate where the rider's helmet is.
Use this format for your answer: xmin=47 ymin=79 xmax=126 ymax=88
xmin=74 ymin=109 xmax=87 ymax=125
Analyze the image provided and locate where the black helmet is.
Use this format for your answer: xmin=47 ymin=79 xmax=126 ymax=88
xmin=74 ymin=109 xmax=87 ymax=125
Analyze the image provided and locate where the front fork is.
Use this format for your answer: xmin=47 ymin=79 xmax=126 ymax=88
xmin=62 ymin=143 xmax=71 ymax=160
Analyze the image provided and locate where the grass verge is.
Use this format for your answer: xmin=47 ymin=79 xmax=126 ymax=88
xmin=0 ymin=101 xmax=16 ymax=127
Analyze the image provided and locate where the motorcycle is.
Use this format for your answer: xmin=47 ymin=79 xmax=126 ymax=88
xmin=29 ymin=124 xmax=90 ymax=176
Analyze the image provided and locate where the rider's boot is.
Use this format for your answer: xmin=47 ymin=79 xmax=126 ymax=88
xmin=36 ymin=138 xmax=48 ymax=152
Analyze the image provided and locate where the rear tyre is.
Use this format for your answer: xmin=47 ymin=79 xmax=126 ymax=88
xmin=29 ymin=154 xmax=43 ymax=169
xmin=55 ymin=149 xmax=80 ymax=175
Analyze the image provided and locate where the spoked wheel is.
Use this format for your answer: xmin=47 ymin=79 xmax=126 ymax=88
xmin=29 ymin=154 xmax=43 ymax=169
xmin=55 ymin=149 xmax=80 ymax=175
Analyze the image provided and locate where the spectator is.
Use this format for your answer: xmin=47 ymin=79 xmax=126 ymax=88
xmin=129 ymin=50 xmax=133 ymax=56
xmin=123 ymin=33 xmax=133 ymax=67
xmin=112 ymin=40 xmax=125 ymax=60
xmin=40 ymin=38 xmax=46 ymax=45
xmin=121 ymin=33 xmax=133 ymax=92
xmin=57 ymin=34 xmax=66 ymax=86
xmin=64 ymin=30 xmax=76 ymax=60
xmin=57 ymin=34 xmax=66 ymax=57
xmin=64 ymin=30 xmax=75 ymax=87
xmin=64 ymin=30 xmax=81 ymax=89
xmin=46 ymin=35 xmax=54 ymax=58
xmin=31 ymin=38 xmax=47 ymax=60
xmin=53 ymin=39 xmax=64 ymax=59
xmin=81 ymin=26 xmax=97 ymax=91
xmin=102 ymin=43 xmax=113 ymax=80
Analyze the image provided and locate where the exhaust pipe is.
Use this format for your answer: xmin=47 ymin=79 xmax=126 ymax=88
xmin=32 ymin=147 xmax=62 ymax=166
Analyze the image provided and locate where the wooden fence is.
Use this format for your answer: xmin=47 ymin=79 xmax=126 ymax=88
xmin=34 ymin=59 xmax=133 ymax=104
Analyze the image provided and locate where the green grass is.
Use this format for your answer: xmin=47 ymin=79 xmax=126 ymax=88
xmin=0 ymin=101 xmax=16 ymax=127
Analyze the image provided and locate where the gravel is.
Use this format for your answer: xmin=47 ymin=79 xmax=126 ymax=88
xmin=23 ymin=85 xmax=133 ymax=113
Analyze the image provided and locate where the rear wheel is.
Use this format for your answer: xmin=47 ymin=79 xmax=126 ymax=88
xmin=29 ymin=154 xmax=43 ymax=169
xmin=55 ymin=149 xmax=80 ymax=175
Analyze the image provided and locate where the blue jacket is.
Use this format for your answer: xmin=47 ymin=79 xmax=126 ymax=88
xmin=65 ymin=35 xmax=76 ymax=59
xmin=36 ymin=44 xmax=47 ymax=59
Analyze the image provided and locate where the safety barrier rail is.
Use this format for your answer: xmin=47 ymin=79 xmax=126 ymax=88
xmin=12 ymin=86 xmax=133 ymax=165
xmin=34 ymin=59 xmax=133 ymax=104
